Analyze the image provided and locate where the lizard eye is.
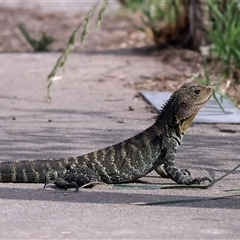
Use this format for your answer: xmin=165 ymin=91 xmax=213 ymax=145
xmin=181 ymin=102 xmax=187 ymax=108
xmin=194 ymin=89 xmax=200 ymax=95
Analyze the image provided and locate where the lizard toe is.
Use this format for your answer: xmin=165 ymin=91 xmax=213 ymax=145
xmin=190 ymin=176 xmax=212 ymax=184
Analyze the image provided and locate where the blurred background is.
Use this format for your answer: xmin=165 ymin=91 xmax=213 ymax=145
xmin=0 ymin=0 xmax=239 ymax=106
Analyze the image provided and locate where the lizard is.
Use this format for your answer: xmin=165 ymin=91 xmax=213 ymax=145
xmin=0 ymin=82 xmax=212 ymax=191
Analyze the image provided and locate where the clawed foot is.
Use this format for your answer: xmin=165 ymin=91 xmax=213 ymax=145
xmin=54 ymin=172 xmax=94 ymax=192
xmin=43 ymin=182 xmax=51 ymax=189
xmin=44 ymin=179 xmax=79 ymax=191
xmin=189 ymin=176 xmax=212 ymax=185
xmin=44 ymin=172 xmax=99 ymax=192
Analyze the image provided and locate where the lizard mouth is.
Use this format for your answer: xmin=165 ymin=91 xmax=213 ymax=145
xmin=196 ymin=92 xmax=212 ymax=106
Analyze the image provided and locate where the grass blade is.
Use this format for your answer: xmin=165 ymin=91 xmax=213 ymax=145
xmin=114 ymin=184 xmax=166 ymax=189
xmin=97 ymin=0 xmax=109 ymax=28
xmin=47 ymin=0 xmax=109 ymax=101
xmin=133 ymin=194 xmax=240 ymax=206
xmin=80 ymin=2 xmax=99 ymax=44
xmin=224 ymin=189 xmax=240 ymax=193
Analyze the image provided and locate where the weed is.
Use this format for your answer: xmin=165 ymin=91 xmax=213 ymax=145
xmin=120 ymin=0 xmax=188 ymax=46
xmin=207 ymin=0 xmax=240 ymax=76
xmin=47 ymin=0 xmax=109 ymax=101
xmin=18 ymin=23 xmax=55 ymax=52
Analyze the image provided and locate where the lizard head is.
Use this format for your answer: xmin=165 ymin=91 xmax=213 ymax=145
xmin=160 ymin=82 xmax=212 ymax=133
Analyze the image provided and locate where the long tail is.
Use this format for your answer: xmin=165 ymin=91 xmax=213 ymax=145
xmin=0 ymin=158 xmax=72 ymax=183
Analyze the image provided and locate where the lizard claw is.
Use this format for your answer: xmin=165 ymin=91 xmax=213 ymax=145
xmin=43 ymin=181 xmax=54 ymax=189
xmin=189 ymin=176 xmax=212 ymax=185
xmin=180 ymin=168 xmax=191 ymax=176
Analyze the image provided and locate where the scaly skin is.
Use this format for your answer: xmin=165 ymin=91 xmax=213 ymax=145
xmin=0 ymin=82 xmax=212 ymax=191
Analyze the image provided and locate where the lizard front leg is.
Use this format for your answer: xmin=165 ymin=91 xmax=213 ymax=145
xmin=155 ymin=164 xmax=169 ymax=178
xmin=162 ymin=138 xmax=211 ymax=185
xmin=155 ymin=164 xmax=190 ymax=178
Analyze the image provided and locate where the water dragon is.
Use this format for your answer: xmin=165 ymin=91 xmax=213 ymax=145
xmin=0 ymin=82 xmax=212 ymax=191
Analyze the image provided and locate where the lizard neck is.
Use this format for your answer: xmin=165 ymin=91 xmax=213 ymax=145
xmin=178 ymin=111 xmax=198 ymax=134
xmin=155 ymin=99 xmax=198 ymax=137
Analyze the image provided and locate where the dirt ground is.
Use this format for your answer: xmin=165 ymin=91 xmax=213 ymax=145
xmin=0 ymin=2 xmax=150 ymax=52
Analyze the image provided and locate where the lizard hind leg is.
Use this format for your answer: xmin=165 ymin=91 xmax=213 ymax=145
xmin=54 ymin=177 xmax=80 ymax=192
xmin=55 ymin=166 xmax=99 ymax=192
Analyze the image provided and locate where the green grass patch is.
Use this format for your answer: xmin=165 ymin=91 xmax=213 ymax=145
xmin=207 ymin=0 xmax=240 ymax=76
xmin=18 ymin=23 xmax=55 ymax=52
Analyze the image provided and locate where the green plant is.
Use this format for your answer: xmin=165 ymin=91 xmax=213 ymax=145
xmin=47 ymin=0 xmax=109 ymax=101
xmin=207 ymin=0 xmax=240 ymax=76
xmin=122 ymin=0 xmax=183 ymax=25
xmin=119 ymin=0 xmax=188 ymax=44
xmin=196 ymin=58 xmax=235 ymax=112
xmin=18 ymin=23 xmax=55 ymax=52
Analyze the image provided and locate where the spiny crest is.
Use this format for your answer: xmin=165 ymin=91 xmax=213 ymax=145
xmin=154 ymin=92 xmax=175 ymax=120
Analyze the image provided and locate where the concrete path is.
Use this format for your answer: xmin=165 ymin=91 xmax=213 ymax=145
xmin=0 ymin=52 xmax=240 ymax=239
